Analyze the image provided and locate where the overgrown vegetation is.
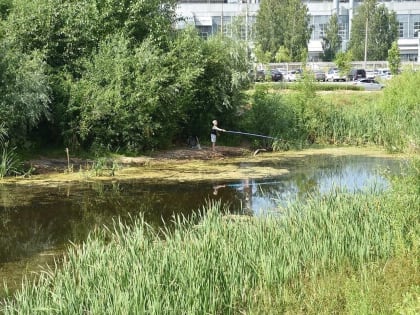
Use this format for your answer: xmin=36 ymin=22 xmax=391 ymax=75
xmin=0 ymin=0 xmax=418 ymax=172
xmin=0 ymin=0 xmax=250 ymax=153
xmin=0 ymin=124 xmax=21 ymax=178
xmin=241 ymin=71 xmax=419 ymax=152
xmin=1 ymin=158 xmax=418 ymax=314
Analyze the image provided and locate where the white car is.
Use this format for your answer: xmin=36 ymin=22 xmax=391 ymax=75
xmin=284 ymin=69 xmax=302 ymax=82
xmin=375 ymin=68 xmax=393 ymax=80
xmin=326 ymin=68 xmax=346 ymax=82
xmin=366 ymin=70 xmax=376 ymax=79
xmin=353 ymin=78 xmax=384 ymax=91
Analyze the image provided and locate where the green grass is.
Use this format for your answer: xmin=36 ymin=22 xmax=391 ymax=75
xmin=317 ymin=91 xmax=379 ymax=107
xmin=1 ymin=159 xmax=418 ymax=314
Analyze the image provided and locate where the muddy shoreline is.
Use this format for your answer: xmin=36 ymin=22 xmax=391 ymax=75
xmin=3 ymin=145 xmax=407 ymax=186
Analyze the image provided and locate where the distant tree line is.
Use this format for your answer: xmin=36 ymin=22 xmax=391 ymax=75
xmin=255 ymin=0 xmax=399 ymax=63
xmin=0 ymin=0 xmax=250 ymax=153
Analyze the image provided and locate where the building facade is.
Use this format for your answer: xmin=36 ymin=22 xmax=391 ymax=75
xmin=176 ymin=0 xmax=420 ymax=61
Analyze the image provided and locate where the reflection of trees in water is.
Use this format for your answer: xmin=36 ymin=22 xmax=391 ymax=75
xmin=70 ymin=183 xmax=161 ymax=241
xmin=1 ymin=183 xmax=158 ymax=263
xmin=58 ymin=182 xmax=219 ymax=244
xmin=1 ymin=185 xmax=57 ymax=262
xmin=1 ymin=181 xmax=222 ymax=264
xmin=0 ymin=208 xmax=55 ymax=263
xmin=293 ymin=173 xmax=319 ymax=199
xmin=0 ymin=156 xmax=399 ymax=263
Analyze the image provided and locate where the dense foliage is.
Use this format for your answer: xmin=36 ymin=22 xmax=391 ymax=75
xmin=322 ymin=14 xmax=342 ymax=62
xmin=255 ymin=0 xmax=312 ymax=62
xmin=348 ymin=0 xmax=398 ymax=61
xmin=0 ymin=41 xmax=50 ymax=143
xmin=0 ymin=0 xmax=249 ymax=152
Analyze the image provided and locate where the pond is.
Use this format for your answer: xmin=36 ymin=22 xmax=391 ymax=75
xmin=0 ymin=153 xmax=404 ymax=297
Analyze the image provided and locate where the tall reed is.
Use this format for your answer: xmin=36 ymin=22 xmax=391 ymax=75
xmin=2 ymin=160 xmax=418 ymax=315
xmin=0 ymin=124 xmax=20 ymax=179
xmin=245 ymin=71 xmax=419 ymax=152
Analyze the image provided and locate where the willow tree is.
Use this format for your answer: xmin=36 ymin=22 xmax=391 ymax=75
xmin=4 ymin=0 xmax=178 ymax=75
xmin=2 ymin=0 xmax=180 ymax=149
xmin=255 ymin=0 xmax=312 ymax=62
xmin=0 ymin=42 xmax=50 ymax=142
xmin=348 ymin=0 xmax=398 ymax=61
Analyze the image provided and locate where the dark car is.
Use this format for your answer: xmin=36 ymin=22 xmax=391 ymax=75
xmin=255 ymin=69 xmax=266 ymax=82
xmin=347 ymin=69 xmax=366 ymax=81
xmin=270 ymin=69 xmax=283 ymax=82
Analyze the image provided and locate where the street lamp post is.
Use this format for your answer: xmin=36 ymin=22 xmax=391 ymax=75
xmin=221 ymin=0 xmax=224 ymax=36
xmin=245 ymin=0 xmax=248 ymax=43
xmin=364 ymin=14 xmax=368 ymax=69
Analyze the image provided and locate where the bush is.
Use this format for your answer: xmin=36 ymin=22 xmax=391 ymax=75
xmin=240 ymin=86 xmax=296 ymax=148
xmin=378 ymin=71 xmax=420 ymax=152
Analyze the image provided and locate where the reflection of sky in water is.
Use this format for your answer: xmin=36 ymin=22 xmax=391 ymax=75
xmin=229 ymin=156 xmax=402 ymax=216
xmin=318 ymin=164 xmax=389 ymax=194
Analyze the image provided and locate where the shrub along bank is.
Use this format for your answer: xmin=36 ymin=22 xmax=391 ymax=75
xmin=1 ymin=159 xmax=418 ymax=314
xmin=240 ymin=70 xmax=419 ymax=153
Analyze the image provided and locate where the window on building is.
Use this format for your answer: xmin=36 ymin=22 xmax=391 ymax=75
xmin=217 ymin=23 xmax=229 ymax=36
xmin=401 ymin=54 xmax=417 ymax=62
xmin=338 ymin=23 xmax=346 ymax=41
xmin=319 ymin=23 xmax=327 ymax=39
xmin=414 ymin=22 xmax=420 ymax=38
xmin=399 ymin=22 xmax=404 ymax=38
xmin=197 ymin=26 xmax=212 ymax=39
xmin=239 ymin=24 xmax=249 ymax=40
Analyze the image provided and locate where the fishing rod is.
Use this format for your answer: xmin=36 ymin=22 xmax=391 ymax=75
xmin=224 ymin=180 xmax=286 ymax=188
xmin=224 ymin=130 xmax=279 ymax=140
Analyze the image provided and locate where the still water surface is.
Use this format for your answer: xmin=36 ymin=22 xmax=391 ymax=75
xmin=0 ymin=154 xmax=403 ymax=295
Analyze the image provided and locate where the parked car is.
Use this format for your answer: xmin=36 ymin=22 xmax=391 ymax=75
xmin=376 ymin=68 xmax=391 ymax=76
xmin=313 ymin=70 xmax=326 ymax=82
xmin=284 ymin=69 xmax=302 ymax=82
xmin=270 ymin=69 xmax=283 ymax=82
xmin=376 ymin=68 xmax=393 ymax=80
xmin=326 ymin=68 xmax=346 ymax=82
xmin=366 ymin=70 xmax=376 ymax=79
xmin=381 ymin=73 xmax=393 ymax=80
xmin=347 ymin=68 xmax=366 ymax=81
xmin=353 ymin=78 xmax=384 ymax=90
xmin=255 ymin=69 xmax=266 ymax=82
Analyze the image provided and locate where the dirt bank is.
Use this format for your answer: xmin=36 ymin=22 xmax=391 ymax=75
xmin=26 ymin=146 xmax=252 ymax=175
xmin=3 ymin=145 xmax=405 ymax=186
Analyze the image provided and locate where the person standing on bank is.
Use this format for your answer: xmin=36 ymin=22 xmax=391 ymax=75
xmin=211 ymin=120 xmax=226 ymax=152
